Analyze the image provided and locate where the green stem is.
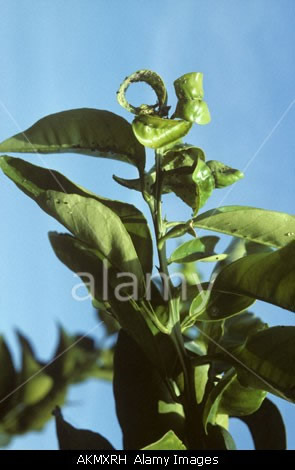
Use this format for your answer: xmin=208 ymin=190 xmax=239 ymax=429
xmin=144 ymin=148 xmax=206 ymax=449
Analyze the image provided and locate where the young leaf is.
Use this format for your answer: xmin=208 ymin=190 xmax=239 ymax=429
xmin=174 ymin=100 xmax=211 ymax=125
xmin=142 ymin=430 xmax=186 ymax=450
xmin=231 ymin=326 xmax=295 ymax=401
xmin=53 ymin=406 xmax=114 ymax=450
xmin=194 ymin=206 xmax=295 ymax=248
xmin=213 ymin=240 xmax=295 ymax=312
xmin=206 ymin=160 xmax=244 ymax=188
xmin=132 ymin=115 xmax=192 ymax=149
xmin=0 ymin=108 xmax=145 ymax=172
xmin=0 ymin=156 xmax=153 ymax=276
xmin=117 ymin=69 xmax=168 ymax=116
xmin=203 ymin=369 xmax=236 ymax=432
xmin=113 ymin=330 xmax=185 ymax=450
xmin=236 ymin=398 xmax=286 ymax=449
xmin=173 ymin=73 xmax=211 ymax=124
xmin=169 ymin=236 xmax=227 ymax=264
xmin=162 ymin=159 xmax=214 ymax=213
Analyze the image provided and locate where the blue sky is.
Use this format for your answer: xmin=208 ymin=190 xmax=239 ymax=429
xmin=0 ymin=0 xmax=294 ymax=449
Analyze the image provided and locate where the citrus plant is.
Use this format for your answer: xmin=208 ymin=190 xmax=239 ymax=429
xmin=0 ymin=70 xmax=294 ymax=450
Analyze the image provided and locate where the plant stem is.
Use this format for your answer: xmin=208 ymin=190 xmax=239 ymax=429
xmin=142 ymin=148 xmax=207 ymax=449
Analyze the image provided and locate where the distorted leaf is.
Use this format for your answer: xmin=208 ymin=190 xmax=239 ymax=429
xmin=132 ymin=115 xmax=191 ymax=149
xmin=206 ymin=160 xmax=244 ymax=188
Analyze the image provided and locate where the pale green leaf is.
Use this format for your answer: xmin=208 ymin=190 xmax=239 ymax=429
xmin=194 ymin=206 xmax=295 ymax=248
xmin=143 ymin=430 xmax=186 ymax=450
xmin=0 ymin=108 xmax=145 ymax=172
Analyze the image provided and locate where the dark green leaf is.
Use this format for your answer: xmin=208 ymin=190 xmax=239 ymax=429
xmin=231 ymin=326 xmax=295 ymax=401
xmin=221 ymin=312 xmax=268 ymax=351
xmin=0 ymin=156 xmax=153 ymax=276
xmin=0 ymin=108 xmax=145 ymax=172
xmin=206 ymin=424 xmax=236 ymax=450
xmin=53 ymin=406 xmax=114 ymax=450
xmin=113 ymin=330 xmax=185 ymax=450
xmin=0 ymin=337 xmax=17 ymax=416
xmin=213 ymin=241 xmax=295 ymax=312
xmin=194 ymin=206 xmax=295 ymax=248
xmin=17 ymin=333 xmax=53 ymax=406
xmin=236 ymin=398 xmax=286 ymax=449
xmin=143 ymin=431 xmax=186 ymax=450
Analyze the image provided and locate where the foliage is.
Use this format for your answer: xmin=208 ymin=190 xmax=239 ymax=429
xmin=0 ymin=69 xmax=294 ymax=450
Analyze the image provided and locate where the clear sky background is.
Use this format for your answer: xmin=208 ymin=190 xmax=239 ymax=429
xmin=0 ymin=0 xmax=294 ymax=450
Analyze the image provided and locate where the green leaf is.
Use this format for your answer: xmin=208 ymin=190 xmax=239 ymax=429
xmin=117 ymin=69 xmax=168 ymax=116
xmin=186 ymin=285 xmax=255 ymax=325
xmin=174 ymin=100 xmax=211 ymax=124
xmin=206 ymin=160 xmax=244 ymax=188
xmin=218 ymin=376 xmax=266 ymax=416
xmin=162 ymin=144 xmax=205 ymax=169
xmin=231 ymin=326 xmax=295 ymax=401
xmin=221 ymin=312 xmax=268 ymax=350
xmin=37 ymin=191 xmax=144 ymax=290
xmin=46 ymin=327 xmax=113 ymax=383
xmin=53 ymin=406 xmax=115 ymax=450
xmin=49 ymin=232 xmax=111 ymax=305
xmin=213 ymin=241 xmax=295 ymax=312
xmin=203 ymin=369 xmax=236 ymax=432
xmin=17 ymin=333 xmax=53 ymax=406
xmin=132 ymin=115 xmax=192 ymax=149
xmin=163 ymin=159 xmax=214 ymax=213
xmin=206 ymin=424 xmax=236 ymax=450
xmin=143 ymin=431 xmax=186 ymax=450
xmin=113 ymin=330 xmax=185 ymax=450
xmin=0 ymin=108 xmax=145 ymax=172
xmin=0 ymin=156 xmax=153 ymax=276
xmin=173 ymin=73 xmax=211 ymax=124
xmin=174 ymin=72 xmax=205 ymax=100
xmin=194 ymin=206 xmax=295 ymax=248
xmin=0 ymin=337 xmax=17 ymax=416
xmin=236 ymin=398 xmax=286 ymax=449
xmin=169 ymin=236 xmax=227 ymax=264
